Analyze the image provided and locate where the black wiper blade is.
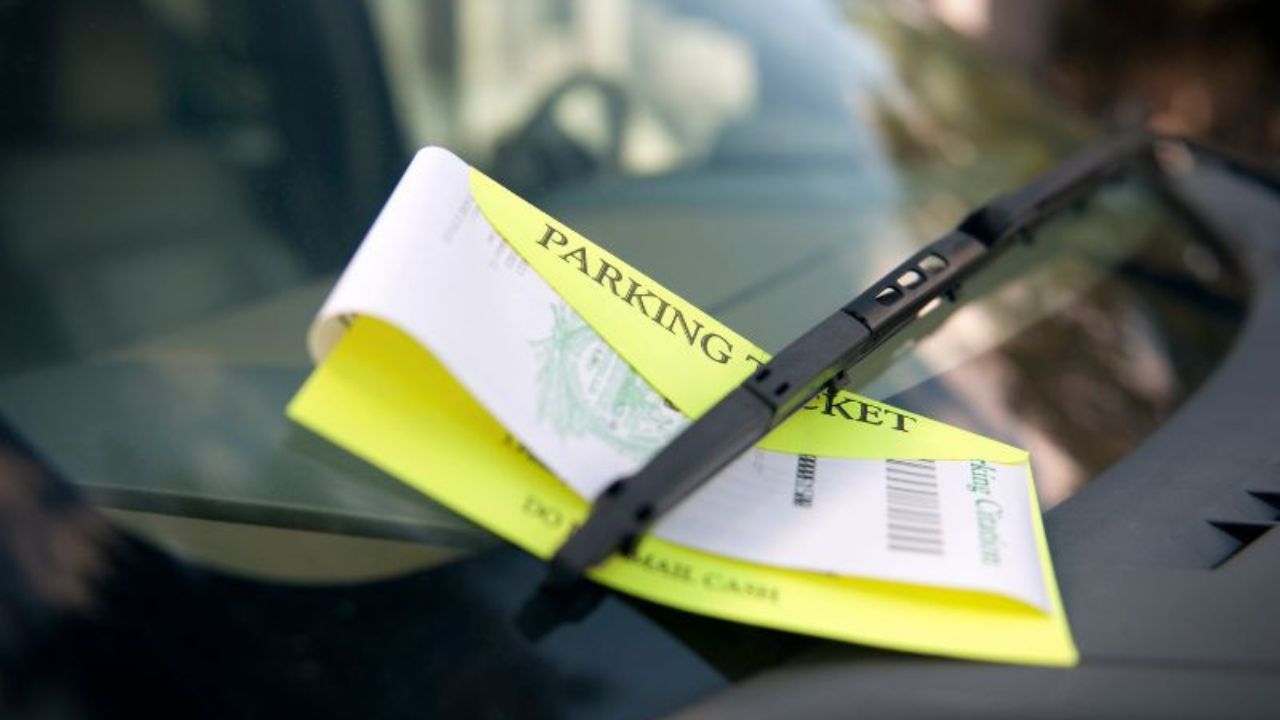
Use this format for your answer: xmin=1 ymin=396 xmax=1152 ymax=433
xmin=518 ymin=130 xmax=1168 ymax=636
xmin=959 ymin=132 xmax=1152 ymax=248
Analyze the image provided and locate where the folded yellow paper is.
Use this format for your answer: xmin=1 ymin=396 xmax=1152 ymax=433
xmin=287 ymin=158 xmax=1077 ymax=666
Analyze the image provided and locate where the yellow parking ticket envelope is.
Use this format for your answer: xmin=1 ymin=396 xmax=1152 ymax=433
xmin=287 ymin=148 xmax=1077 ymax=666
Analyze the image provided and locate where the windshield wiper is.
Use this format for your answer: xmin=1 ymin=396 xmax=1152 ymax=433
xmin=517 ymin=131 xmax=1196 ymax=635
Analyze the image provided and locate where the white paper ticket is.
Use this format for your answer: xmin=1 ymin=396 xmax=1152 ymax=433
xmin=309 ymin=149 xmax=1049 ymax=612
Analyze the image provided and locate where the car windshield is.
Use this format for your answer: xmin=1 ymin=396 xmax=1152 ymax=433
xmin=0 ymin=0 xmax=1248 ymax=715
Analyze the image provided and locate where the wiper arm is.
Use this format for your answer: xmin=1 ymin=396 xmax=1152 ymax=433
xmin=519 ymin=131 xmax=1167 ymax=636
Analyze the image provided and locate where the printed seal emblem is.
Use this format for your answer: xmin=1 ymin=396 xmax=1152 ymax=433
xmin=533 ymin=303 xmax=684 ymax=458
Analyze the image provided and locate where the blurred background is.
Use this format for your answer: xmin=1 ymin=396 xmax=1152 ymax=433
xmin=928 ymin=0 xmax=1280 ymax=161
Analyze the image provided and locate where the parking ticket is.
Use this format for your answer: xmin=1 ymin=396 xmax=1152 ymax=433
xmin=288 ymin=147 xmax=1078 ymax=666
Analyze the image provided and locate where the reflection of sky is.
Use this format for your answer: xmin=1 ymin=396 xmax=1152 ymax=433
xmin=663 ymin=0 xmax=904 ymax=189
xmin=530 ymin=0 xmax=926 ymax=352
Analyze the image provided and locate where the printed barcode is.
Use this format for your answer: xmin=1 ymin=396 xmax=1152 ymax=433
xmin=885 ymin=459 xmax=944 ymax=555
xmin=793 ymin=454 xmax=817 ymax=508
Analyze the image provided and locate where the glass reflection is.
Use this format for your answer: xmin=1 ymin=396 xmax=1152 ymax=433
xmin=0 ymin=0 xmax=1246 ymax=573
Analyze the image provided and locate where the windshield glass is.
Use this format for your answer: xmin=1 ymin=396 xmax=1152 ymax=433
xmin=0 ymin=0 xmax=1248 ymax=715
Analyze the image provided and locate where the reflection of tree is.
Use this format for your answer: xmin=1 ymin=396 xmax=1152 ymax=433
xmin=1053 ymin=0 xmax=1280 ymax=159
xmin=1000 ymin=285 xmax=1178 ymax=495
xmin=886 ymin=282 xmax=1180 ymax=505
xmin=850 ymin=3 xmax=1089 ymax=215
xmin=889 ymin=237 xmax=1243 ymax=507
xmin=880 ymin=181 xmax=1246 ymax=505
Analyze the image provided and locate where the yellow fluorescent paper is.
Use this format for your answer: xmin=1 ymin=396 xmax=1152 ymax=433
xmin=289 ymin=320 xmax=1074 ymax=666
xmin=286 ymin=161 xmax=1077 ymax=666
